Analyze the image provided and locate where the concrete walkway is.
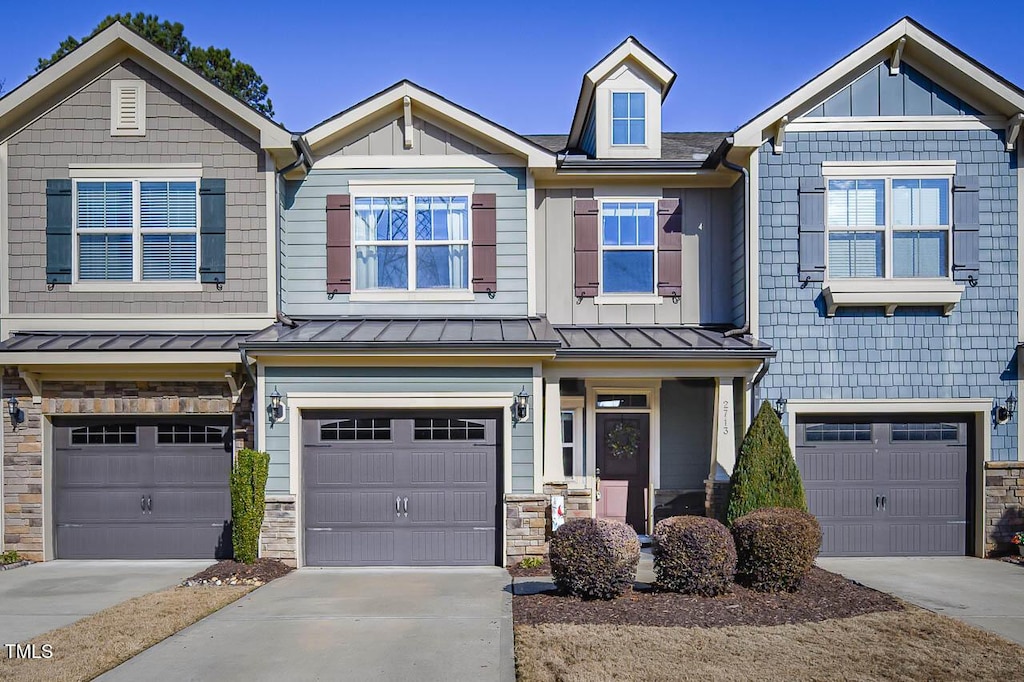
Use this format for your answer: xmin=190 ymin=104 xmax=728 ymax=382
xmin=100 ymin=567 xmax=514 ymax=682
xmin=0 ymin=560 xmax=212 ymax=644
xmin=817 ymin=557 xmax=1024 ymax=645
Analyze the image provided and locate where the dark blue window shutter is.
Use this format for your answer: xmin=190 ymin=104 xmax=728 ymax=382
xmin=46 ymin=179 xmax=73 ymax=285
xmin=798 ymin=176 xmax=826 ymax=283
xmin=199 ymin=179 xmax=226 ymax=285
xmin=952 ymin=174 xmax=979 ymax=282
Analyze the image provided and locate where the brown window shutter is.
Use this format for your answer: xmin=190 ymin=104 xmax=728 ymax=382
xmin=472 ymin=193 xmax=497 ymax=294
xmin=326 ymin=194 xmax=351 ymax=295
xmin=574 ymin=199 xmax=599 ymax=297
xmin=657 ymin=198 xmax=682 ymax=297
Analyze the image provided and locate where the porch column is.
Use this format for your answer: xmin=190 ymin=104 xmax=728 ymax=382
xmin=542 ymin=375 xmax=563 ymax=481
xmin=710 ymin=376 xmax=737 ymax=477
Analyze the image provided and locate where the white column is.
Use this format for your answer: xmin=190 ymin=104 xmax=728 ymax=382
xmin=542 ymin=375 xmax=563 ymax=482
xmin=711 ymin=376 xmax=737 ymax=477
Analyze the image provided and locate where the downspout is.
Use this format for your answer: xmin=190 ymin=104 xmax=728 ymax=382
xmin=720 ymin=137 xmax=750 ymax=339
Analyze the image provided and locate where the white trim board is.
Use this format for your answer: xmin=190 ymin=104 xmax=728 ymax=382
xmin=786 ymin=116 xmax=1004 ymax=134
xmin=313 ymin=154 xmax=526 ymax=170
xmin=820 ymin=160 xmax=957 ymax=176
xmin=68 ymin=163 xmax=203 ymax=178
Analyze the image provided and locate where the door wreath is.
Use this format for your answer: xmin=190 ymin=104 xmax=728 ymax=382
xmin=605 ymin=421 xmax=640 ymax=460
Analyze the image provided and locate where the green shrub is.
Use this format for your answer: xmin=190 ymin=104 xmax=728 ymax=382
xmin=548 ymin=518 xmax=640 ymax=600
xmin=732 ymin=507 xmax=822 ymax=592
xmin=230 ymin=448 xmax=270 ymax=564
xmin=726 ymin=400 xmax=808 ymax=525
xmin=652 ymin=516 xmax=735 ymax=596
xmin=519 ymin=556 xmax=544 ymax=569
xmin=1 ymin=550 xmax=22 ymax=565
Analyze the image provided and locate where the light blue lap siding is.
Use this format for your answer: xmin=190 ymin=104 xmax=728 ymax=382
xmin=262 ymin=366 xmax=535 ymax=493
xmin=757 ymin=129 xmax=1018 ymax=461
xmin=281 ymin=167 xmax=528 ymax=317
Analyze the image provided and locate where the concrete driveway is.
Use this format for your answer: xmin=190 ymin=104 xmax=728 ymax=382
xmin=817 ymin=557 xmax=1024 ymax=645
xmin=100 ymin=567 xmax=514 ymax=682
xmin=0 ymin=560 xmax=212 ymax=644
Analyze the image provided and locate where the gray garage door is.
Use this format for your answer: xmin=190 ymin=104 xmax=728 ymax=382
xmin=303 ymin=413 xmax=499 ymax=566
xmin=54 ymin=418 xmax=232 ymax=559
xmin=796 ymin=417 xmax=968 ymax=556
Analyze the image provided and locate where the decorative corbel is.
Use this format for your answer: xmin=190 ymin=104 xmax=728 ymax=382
xmin=403 ymin=96 xmax=414 ymax=150
xmin=224 ymin=371 xmax=247 ymax=407
xmin=1005 ymin=113 xmax=1024 ymax=152
xmin=18 ymin=371 xmax=42 ymax=404
xmin=890 ymin=37 xmax=906 ymax=76
xmin=772 ymin=115 xmax=789 ymax=155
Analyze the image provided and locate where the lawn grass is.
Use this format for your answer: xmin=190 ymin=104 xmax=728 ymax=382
xmin=515 ymin=608 xmax=1024 ymax=681
xmin=0 ymin=585 xmax=252 ymax=682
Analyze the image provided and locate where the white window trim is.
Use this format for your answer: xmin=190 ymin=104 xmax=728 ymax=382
xmin=350 ymin=187 xmax=474 ymax=299
xmin=110 ymin=80 xmax=146 ymax=137
xmin=71 ymin=177 xmax=202 ymax=288
xmin=69 ymin=164 xmax=202 ymax=179
xmin=598 ymin=198 xmax=658 ymax=298
xmin=821 ymin=160 xmax=957 ymax=177
xmin=560 ymin=396 xmax=584 ymax=484
xmin=610 ymin=91 xmax=646 ymax=147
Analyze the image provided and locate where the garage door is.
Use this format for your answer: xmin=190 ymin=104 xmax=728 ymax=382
xmin=54 ymin=418 xmax=232 ymax=559
xmin=796 ymin=417 xmax=968 ymax=556
xmin=303 ymin=413 xmax=499 ymax=566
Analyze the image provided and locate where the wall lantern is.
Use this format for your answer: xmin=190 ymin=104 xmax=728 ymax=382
xmin=7 ymin=395 xmax=24 ymax=429
xmin=774 ymin=397 xmax=787 ymax=418
xmin=512 ymin=386 xmax=530 ymax=424
xmin=267 ymin=386 xmax=285 ymax=424
xmin=996 ymin=392 xmax=1017 ymax=425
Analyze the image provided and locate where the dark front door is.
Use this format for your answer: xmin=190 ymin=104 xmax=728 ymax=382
xmin=596 ymin=413 xmax=650 ymax=534
xmin=54 ymin=418 xmax=232 ymax=559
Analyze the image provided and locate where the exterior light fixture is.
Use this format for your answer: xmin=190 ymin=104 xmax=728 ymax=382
xmin=7 ymin=395 xmax=24 ymax=428
xmin=996 ymin=392 xmax=1017 ymax=425
xmin=267 ymin=387 xmax=285 ymax=424
xmin=512 ymin=387 xmax=530 ymax=424
xmin=774 ymin=397 xmax=787 ymax=418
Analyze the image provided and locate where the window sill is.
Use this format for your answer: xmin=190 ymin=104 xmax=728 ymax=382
xmin=69 ymin=281 xmax=204 ymax=293
xmin=822 ymin=279 xmax=964 ymax=317
xmin=594 ymin=294 xmax=663 ymax=305
xmin=348 ymin=290 xmax=476 ymax=303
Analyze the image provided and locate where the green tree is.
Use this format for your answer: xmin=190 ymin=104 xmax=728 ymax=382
xmin=36 ymin=13 xmax=273 ymax=117
xmin=230 ymin=448 xmax=270 ymax=564
xmin=726 ymin=400 xmax=808 ymax=525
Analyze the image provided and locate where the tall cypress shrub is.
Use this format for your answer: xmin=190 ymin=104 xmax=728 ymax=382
xmin=726 ymin=400 xmax=807 ymax=525
xmin=231 ymin=448 xmax=270 ymax=564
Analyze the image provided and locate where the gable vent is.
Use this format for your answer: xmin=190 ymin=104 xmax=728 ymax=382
xmin=110 ymin=80 xmax=146 ymax=136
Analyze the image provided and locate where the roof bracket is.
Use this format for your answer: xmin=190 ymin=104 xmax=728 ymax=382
xmin=225 ymin=371 xmax=246 ymax=407
xmin=19 ymin=371 xmax=42 ymax=404
xmin=402 ymin=96 xmax=414 ymax=150
xmin=890 ymin=37 xmax=906 ymax=76
xmin=772 ymin=115 xmax=789 ymax=155
xmin=1006 ymin=113 xmax=1024 ymax=151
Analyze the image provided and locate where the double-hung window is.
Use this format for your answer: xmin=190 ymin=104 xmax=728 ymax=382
xmin=611 ymin=92 xmax=645 ymax=145
xmin=353 ymin=194 xmax=470 ymax=291
xmin=600 ymin=201 xmax=656 ymax=293
xmin=827 ymin=176 xmax=951 ymax=279
xmin=74 ymin=179 xmax=199 ymax=282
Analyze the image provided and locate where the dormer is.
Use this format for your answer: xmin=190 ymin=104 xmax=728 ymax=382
xmin=567 ymin=37 xmax=676 ymax=160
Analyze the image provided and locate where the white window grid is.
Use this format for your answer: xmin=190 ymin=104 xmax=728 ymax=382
xmin=598 ymin=199 xmax=658 ymax=295
xmin=351 ymin=194 xmax=473 ymax=292
xmin=610 ymin=91 xmax=646 ymax=146
xmin=825 ymin=175 xmax=952 ymax=280
xmin=561 ymin=397 xmax=584 ymax=483
xmin=72 ymin=178 xmax=201 ymax=283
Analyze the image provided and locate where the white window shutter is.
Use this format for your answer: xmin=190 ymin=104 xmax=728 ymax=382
xmin=110 ymin=80 xmax=146 ymax=136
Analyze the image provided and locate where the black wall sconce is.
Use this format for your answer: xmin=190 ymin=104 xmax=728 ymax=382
xmin=267 ymin=386 xmax=285 ymax=424
xmin=512 ymin=386 xmax=530 ymax=424
xmin=996 ymin=392 xmax=1017 ymax=425
xmin=7 ymin=396 xmax=24 ymax=429
xmin=774 ymin=397 xmax=787 ymax=418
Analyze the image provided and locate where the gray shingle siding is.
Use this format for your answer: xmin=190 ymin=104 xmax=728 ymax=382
xmin=730 ymin=178 xmax=746 ymax=326
xmin=756 ymin=129 xmax=1018 ymax=461
xmin=6 ymin=60 xmax=268 ymax=316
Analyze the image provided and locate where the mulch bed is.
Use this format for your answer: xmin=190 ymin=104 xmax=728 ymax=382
xmin=513 ymin=567 xmax=902 ymax=628
xmin=508 ymin=561 xmax=553 ymax=578
xmin=999 ymin=554 xmax=1024 ymax=567
xmin=181 ymin=558 xmax=293 ymax=587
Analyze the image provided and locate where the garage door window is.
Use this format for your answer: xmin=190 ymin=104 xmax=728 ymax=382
xmin=891 ymin=423 xmax=958 ymax=441
xmin=803 ymin=422 xmax=871 ymax=442
xmin=70 ymin=424 xmax=138 ymax=445
xmin=414 ymin=418 xmax=486 ymax=440
xmin=320 ymin=418 xmax=392 ymax=441
xmin=157 ymin=424 xmax=225 ymax=444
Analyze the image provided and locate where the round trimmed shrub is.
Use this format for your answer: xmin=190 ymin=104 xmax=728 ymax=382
xmin=548 ymin=518 xmax=640 ymax=600
xmin=652 ymin=516 xmax=736 ymax=596
xmin=731 ymin=507 xmax=822 ymax=592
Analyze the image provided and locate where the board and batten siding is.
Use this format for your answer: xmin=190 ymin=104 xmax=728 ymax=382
xmin=330 ymin=114 xmax=497 ymax=157
xmin=262 ymin=366 xmax=536 ymax=494
xmin=536 ymin=187 xmax=736 ymax=325
xmin=282 ymin=168 xmax=528 ymax=317
xmin=5 ymin=59 xmax=268 ymax=316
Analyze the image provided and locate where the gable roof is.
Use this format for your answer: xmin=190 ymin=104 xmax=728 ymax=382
xmin=566 ymin=36 xmax=677 ymax=149
xmin=302 ymin=80 xmax=557 ymax=167
xmin=0 ymin=22 xmax=294 ymax=158
xmin=733 ymin=16 xmax=1024 ymax=148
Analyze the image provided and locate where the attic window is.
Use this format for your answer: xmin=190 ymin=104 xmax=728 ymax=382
xmin=611 ymin=92 xmax=645 ymax=145
xmin=110 ymin=80 xmax=146 ymax=136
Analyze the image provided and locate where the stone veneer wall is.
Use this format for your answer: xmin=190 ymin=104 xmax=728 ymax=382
xmin=704 ymin=480 xmax=730 ymax=524
xmin=504 ymin=484 xmax=592 ymax=565
xmin=985 ymin=461 xmax=1024 ymax=555
xmin=260 ymin=496 xmax=297 ymax=564
xmin=1 ymin=372 xmax=253 ymax=561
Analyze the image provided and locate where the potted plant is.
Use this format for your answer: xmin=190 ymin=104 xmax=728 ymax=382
xmin=1013 ymin=531 xmax=1024 ymax=556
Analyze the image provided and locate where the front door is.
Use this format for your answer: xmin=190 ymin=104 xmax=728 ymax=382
xmin=595 ymin=413 xmax=650 ymax=534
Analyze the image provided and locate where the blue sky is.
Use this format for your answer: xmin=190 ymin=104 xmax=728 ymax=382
xmin=0 ymin=1 xmax=1015 ymax=134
